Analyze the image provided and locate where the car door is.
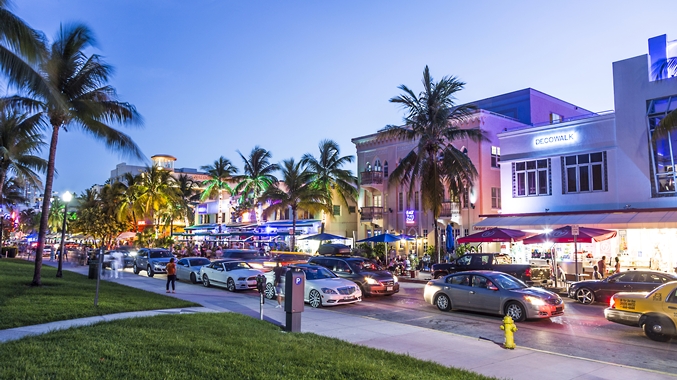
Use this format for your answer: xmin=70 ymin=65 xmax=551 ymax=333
xmin=469 ymin=255 xmax=491 ymax=271
xmin=443 ymin=274 xmax=472 ymax=309
xmin=137 ymin=249 xmax=148 ymax=267
xmin=212 ymin=262 xmax=228 ymax=285
xmin=663 ymin=288 xmax=677 ymax=319
xmin=599 ymin=272 xmax=636 ymax=300
xmin=632 ymin=272 xmax=671 ymax=293
xmin=447 ymin=255 xmax=472 ymax=273
xmin=468 ymin=275 xmax=501 ymax=313
xmin=176 ymin=259 xmax=188 ymax=281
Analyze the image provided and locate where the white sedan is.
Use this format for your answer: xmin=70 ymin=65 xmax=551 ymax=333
xmin=176 ymin=257 xmax=212 ymax=283
xmin=199 ymin=260 xmax=264 ymax=291
xmin=264 ymin=264 xmax=362 ymax=308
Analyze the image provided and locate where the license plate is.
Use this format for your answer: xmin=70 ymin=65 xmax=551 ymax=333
xmin=344 ymin=296 xmax=355 ymax=300
xmin=556 ymin=306 xmax=563 ymax=312
xmin=386 ymin=286 xmax=393 ymax=291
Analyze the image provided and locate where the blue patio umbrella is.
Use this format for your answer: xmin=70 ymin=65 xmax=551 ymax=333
xmin=445 ymin=224 xmax=454 ymax=253
xmin=300 ymin=233 xmax=347 ymax=241
xmin=357 ymin=233 xmax=402 ymax=243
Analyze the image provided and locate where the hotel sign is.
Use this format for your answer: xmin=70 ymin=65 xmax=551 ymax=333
xmin=534 ymin=132 xmax=576 ymax=147
xmin=405 ymin=210 xmax=415 ymax=224
xmin=197 ymin=205 xmax=208 ymax=214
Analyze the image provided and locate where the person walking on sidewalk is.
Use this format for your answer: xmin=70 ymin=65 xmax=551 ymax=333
xmin=273 ymin=261 xmax=284 ymax=308
xmin=166 ymin=258 xmax=177 ymax=293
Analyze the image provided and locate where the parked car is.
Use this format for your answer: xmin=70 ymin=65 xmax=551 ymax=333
xmin=569 ymin=270 xmax=677 ymax=304
xmin=431 ymin=253 xmax=551 ymax=286
xmin=132 ymin=248 xmax=174 ymax=277
xmin=248 ymin=253 xmax=313 ymax=270
xmin=102 ymin=250 xmax=134 ymax=269
xmin=317 ymin=243 xmax=351 ymax=255
xmin=198 ymin=260 xmax=264 ymax=291
xmin=604 ymin=281 xmax=677 ymax=342
xmin=423 ymin=270 xmax=564 ymax=322
xmin=219 ymin=249 xmax=261 ymax=261
xmin=308 ymin=256 xmax=399 ymax=296
xmin=263 ymin=264 xmax=362 ymax=308
xmin=176 ymin=257 xmax=212 ymax=283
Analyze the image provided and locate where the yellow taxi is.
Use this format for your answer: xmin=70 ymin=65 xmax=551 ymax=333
xmin=604 ymin=281 xmax=677 ymax=342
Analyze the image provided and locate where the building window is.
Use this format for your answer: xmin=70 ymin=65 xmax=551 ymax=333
xmin=562 ymin=152 xmax=607 ymax=194
xmin=374 ymin=159 xmax=382 ymax=172
xmin=373 ymin=195 xmax=382 ymax=207
xmin=348 ymin=206 xmax=356 ymax=214
xmin=491 ymin=187 xmax=501 ymax=209
xmin=383 ymin=161 xmax=389 ymax=177
xmin=491 ymin=146 xmax=500 ymax=168
xmin=398 ymin=192 xmax=403 ymax=211
xmin=647 ymin=96 xmax=677 ymax=195
xmin=551 ymin=113 xmax=562 ymax=124
xmin=512 ymin=159 xmax=551 ymax=197
xmin=333 ymin=205 xmax=341 ymax=216
xmin=462 ymin=189 xmax=469 ymax=208
xmin=423 ymin=229 xmax=428 ymax=237
xmin=414 ymin=191 xmax=419 ymax=210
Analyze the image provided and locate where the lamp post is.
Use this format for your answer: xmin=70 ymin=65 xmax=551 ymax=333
xmin=56 ymin=191 xmax=72 ymax=278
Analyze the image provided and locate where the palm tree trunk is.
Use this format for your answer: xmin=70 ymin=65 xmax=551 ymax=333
xmin=33 ymin=125 xmax=60 ymax=286
xmin=291 ymin=206 xmax=297 ymax=252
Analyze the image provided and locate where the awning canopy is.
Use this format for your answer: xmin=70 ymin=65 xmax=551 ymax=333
xmin=474 ymin=208 xmax=677 ymax=230
xmin=522 ymin=226 xmax=617 ymax=244
xmin=457 ymin=228 xmax=528 ymax=243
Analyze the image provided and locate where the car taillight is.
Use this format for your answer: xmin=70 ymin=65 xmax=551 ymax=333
xmin=609 ymin=297 xmax=615 ymax=309
xmin=525 ymin=268 xmax=531 ymax=278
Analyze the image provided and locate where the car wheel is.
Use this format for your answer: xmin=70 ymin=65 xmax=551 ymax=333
xmin=643 ymin=318 xmax=672 ymax=342
xmin=575 ymin=288 xmax=595 ymax=304
xmin=190 ymin=273 xmax=197 ymax=284
xmin=147 ymin=265 xmax=154 ymax=277
xmin=133 ymin=263 xmax=139 ymax=274
xmin=202 ymin=274 xmax=210 ymax=287
xmin=505 ymin=301 xmax=526 ymax=322
xmin=309 ymin=289 xmax=322 ymax=308
xmin=358 ymin=284 xmax=369 ymax=298
xmin=226 ymin=278 xmax=236 ymax=292
xmin=435 ymin=293 xmax=451 ymax=311
xmin=265 ymin=283 xmax=276 ymax=300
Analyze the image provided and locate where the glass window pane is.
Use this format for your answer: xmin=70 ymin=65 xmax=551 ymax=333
xmin=578 ymin=154 xmax=590 ymax=164
xmin=517 ymin=173 xmax=525 ymax=196
xmin=567 ymin=167 xmax=577 ymax=192
xmin=527 ymin=171 xmax=536 ymax=195
xmin=591 ymin=152 xmax=603 ymax=162
xmin=565 ymin=156 xmax=576 ymax=165
xmin=526 ymin=161 xmax=536 ymax=170
xmin=579 ymin=166 xmax=590 ymax=192
xmin=537 ymin=159 xmax=548 ymax=168
xmin=516 ymin=162 xmax=525 ymax=171
xmin=538 ymin=170 xmax=548 ymax=195
xmin=592 ymin=164 xmax=603 ymax=191
xmin=649 ymin=98 xmax=669 ymax=114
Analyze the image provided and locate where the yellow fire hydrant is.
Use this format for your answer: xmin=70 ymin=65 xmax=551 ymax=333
xmin=500 ymin=315 xmax=518 ymax=349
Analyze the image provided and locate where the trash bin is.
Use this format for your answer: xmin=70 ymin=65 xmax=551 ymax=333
xmin=88 ymin=260 xmax=99 ymax=279
xmin=410 ymin=270 xmax=417 ymax=279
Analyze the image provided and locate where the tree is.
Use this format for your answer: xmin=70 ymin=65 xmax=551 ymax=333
xmin=135 ymin=165 xmax=178 ymax=237
xmin=200 ymin=156 xmax=238 ymax=227
xmin=233 ymin=146 xmax=278 ymax=222
xmin=379 ymin=66 xmax=485 ymax=261
xmin=18 ymin=24 xmax=143 ymax=286
xmin=70 ymin=185 xmax=127 ymax=249
xmin=18 ymin=207 xmax=38 ymax=233
xmin=115 ymin=172 xmax=143 ymax=232
xmin=301 ymin=139 xmax=358 ymax=210
xmin=175 ymin=174 xmax=200 ymax=227
xmin=260 ymin=158 xmax=330 ymax=251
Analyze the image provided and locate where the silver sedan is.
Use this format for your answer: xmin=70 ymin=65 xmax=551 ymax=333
xmin=176 ymin=257 xmax=212 ymax=283
xmin=423 ymin=270 xmax=564 ymax=322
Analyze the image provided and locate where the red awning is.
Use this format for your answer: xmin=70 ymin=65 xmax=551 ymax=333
xmin=522 ymin=226 xmax=617 ymax=244
xmin=457 ymin=228 xmax=529 ymax=243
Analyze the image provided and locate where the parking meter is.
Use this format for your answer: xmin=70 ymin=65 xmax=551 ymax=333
xmin=256 ymin=274 xmax=266 ymax=320
xmin=284 ymin=267 xmax=305 ymax=332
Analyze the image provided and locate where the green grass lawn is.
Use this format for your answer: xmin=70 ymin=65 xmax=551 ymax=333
xmin=0 ymin=259 xmax=198 ymax=329
xmin=0 ymin=313 xmax=497 ymax=380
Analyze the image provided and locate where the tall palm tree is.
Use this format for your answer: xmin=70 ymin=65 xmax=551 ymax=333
xmin=233 ymin=146 xmax=279 ymax=222
xmin=47 ymin=197 xmax=64 ymax=233
xmin=115 ymin=172 xmax=143 ymax=232
xmin=200 ymin=156 xmax=238 ymax=227
xmin=19 ymin=207 xmax=38 ymax=233
xmin=17 ymin=24 xmax=143 ymax=286
xmin=0 ymin=109 xmax=47 ymax=204
xmin=176 ymin=174 xmax=200 ymax=227
xmin=379 ymin=66 xmax=485 ymax=259
xmin=260 ymin=158 xmax=330 ymax=251
xmin=301 ymin=139 xmax=358 ymax=209
xmin=135 ymin=165 xmax=178 ymax=237
xmin=0 ymin=175 xmax=26 ymax=243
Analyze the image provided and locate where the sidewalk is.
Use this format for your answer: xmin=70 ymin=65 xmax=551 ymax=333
xmin=2 ymin=260 xmax=674 ymax=380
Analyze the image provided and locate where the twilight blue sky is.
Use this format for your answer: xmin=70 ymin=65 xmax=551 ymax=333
xmin=10 ymin=0 xmax=677 ymax=195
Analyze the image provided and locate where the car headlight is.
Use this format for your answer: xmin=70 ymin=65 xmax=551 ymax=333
xmin=393 ymin=276 xmax=398 ymax=283
xmin=238 ymin=277 xmax=246 ymax=281
xmin=321 ymin=288 xmax=337 ymax=294
xmin=365 ymin=277 xmax=378 ymax=285
xmin=525 ymin=296 xmax=546 ymax=306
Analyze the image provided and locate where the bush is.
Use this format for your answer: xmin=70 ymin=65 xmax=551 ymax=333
xmin=1 ymin=247 xmax=17 ymax=258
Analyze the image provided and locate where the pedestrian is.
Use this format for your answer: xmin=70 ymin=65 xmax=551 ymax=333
xmin=112 ymin=250 xmax=124 ymax=279
xmin=597 ymin=256 xmax=607 ymax=278
xmin=166 ymin=257 xmax=177 ymax=293
xmin=273 ymin=261 xmax=285 ymax=308
xmin=614 ymin=257 xmax=621 ymax=274
xmin=592 ymin=265 xmax=602 ymax=280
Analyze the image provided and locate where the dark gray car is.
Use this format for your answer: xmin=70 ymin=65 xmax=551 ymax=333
xmin=308 ymin=256 xmax=399 ymax=296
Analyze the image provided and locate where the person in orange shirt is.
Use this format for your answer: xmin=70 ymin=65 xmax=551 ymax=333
xmin=166 ymin=257 xmax=177 ymax=293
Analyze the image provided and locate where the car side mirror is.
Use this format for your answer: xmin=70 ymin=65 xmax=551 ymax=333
xmin=488 ymin=285 xmax=499 ymax=291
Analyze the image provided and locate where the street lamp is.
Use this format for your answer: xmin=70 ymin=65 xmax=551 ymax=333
xmin=56 ymin=191 xmax=72 ymax=278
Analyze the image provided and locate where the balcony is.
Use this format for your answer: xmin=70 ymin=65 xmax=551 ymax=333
xmin=360 ymin=171 xmax=383 ymax=186
xmin=360 ymin=206 xmax=384 ymax=222
xmin=439 ymin=201 xmax=460 ymax=218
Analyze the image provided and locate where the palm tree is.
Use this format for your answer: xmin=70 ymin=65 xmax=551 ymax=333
xmin=379 ymin=66 xmax=486 ymax=260
xmin=175 ymin=174 xmax=200 ymax=227
xmin=115 ymin=172 xmax=143 ymax=232
xmin=233 ymin=146 xmax=279 ymax=222
xmin=200 ymin=156 xmax=238 ymax=227
xmin=18 ymin=207 xmax=38 ymax=233
xmin=17 ymin=24 xmax=143 ymax=286
xmin=0 ymin=175 xmax=26 ymax=244
xmin=135 ymin=165 xmax=178 ymax=238
xmin=260 ymin=158 xmax=330 ymax=251
xmin=301 ymin=139 xmax=358 ymax=209
xmin=47 ymin=197 xmax=64 ymax=233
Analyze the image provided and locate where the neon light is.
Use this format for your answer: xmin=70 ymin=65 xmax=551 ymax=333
xmin=534 ymin=132 xmax=576 ymax=147
xmin=405 ymin=210 xmax=415 ymax=224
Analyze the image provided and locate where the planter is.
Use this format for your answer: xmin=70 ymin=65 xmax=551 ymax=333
xmin=2 ymin=247 xmax=17 ymax=258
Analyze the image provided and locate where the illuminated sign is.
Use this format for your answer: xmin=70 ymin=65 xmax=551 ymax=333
xmin=197 ymin=205 xmax=208 ymax=214
xmin=534 ymin=132 xmax=576 ymax=147
xmin=405 ymin=210 xmax=415 ymax=224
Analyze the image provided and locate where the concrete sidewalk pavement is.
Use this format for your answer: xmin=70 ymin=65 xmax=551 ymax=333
xmin=2 ymin=260 xmax=673 ymax=380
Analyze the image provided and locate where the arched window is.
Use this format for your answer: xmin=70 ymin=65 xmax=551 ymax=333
xmin=365 ymin=162 xmax=371 ymax=172
xmin=383 ymin=161 xmax=389 ymax=177
xmin=374 ymin=159 xmax=382 ymax=172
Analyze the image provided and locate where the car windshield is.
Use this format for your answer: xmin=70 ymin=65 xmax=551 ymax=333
xmin=149 ymin=251 xmax=172 ymax=258
xmin=224 ymin=261 xmax=252 ymax=270
xmin=189 ymin=258 xmax=211 ymax=266
xmin=303 ymin=267 xmax=336 ymax=280
xmin=347 ymin=259 xmax=383 ymax=272
xmin=492 ymin=273 xmax=527 ymax=290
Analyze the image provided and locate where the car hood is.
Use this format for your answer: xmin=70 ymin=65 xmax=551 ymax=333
xmin=358 ymin=270 xmax=395 ymax=280
xmin=149 ymin=258 xmax=172 ymax=264
xmin=228 ymin=268 xmax=264 ymax=277
xmin=511 ymin=287 xmax=559 ymax=300
xmin=309 ymin=277 xmax=356 ymax=288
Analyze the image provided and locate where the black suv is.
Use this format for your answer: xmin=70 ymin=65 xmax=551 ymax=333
xmin=308 ymin=256 xmax=399 ymax=296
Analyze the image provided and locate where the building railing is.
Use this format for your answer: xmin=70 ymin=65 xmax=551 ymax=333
xmin=360 ymin=171 xmax=383 ymax=185
xmin=360 ymin=206 xmax=384 ymax=221
xmin=439 ymin=201 xmax=461 ymax=217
